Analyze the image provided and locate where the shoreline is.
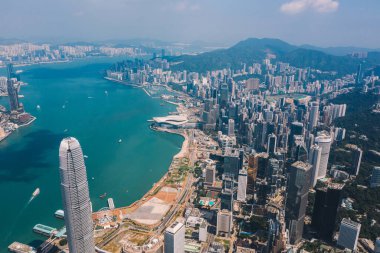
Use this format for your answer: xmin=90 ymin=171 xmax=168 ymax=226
xmin=0 ymin=114 xmax=36 ymax=143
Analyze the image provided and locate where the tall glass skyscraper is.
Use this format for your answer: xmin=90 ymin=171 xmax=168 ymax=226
xmin=59 ymin=137 xmax=95 ymax=253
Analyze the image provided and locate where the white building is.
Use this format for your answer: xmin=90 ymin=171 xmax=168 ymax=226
xmin=164 ymin=222 xmax=185 ymax=253
xmin=308 ymin=101 xmax=319 ymax=131
xmin=59 ymin=137 xmax=95 ymax=253
xmin=337 ymin=218 xmax=361 ymax=251
xmin=199 ymin=221 xmax=208 ymax=242
xmin=308 ymin=144 xmax=322 ymax=187
xmin=237 ymin=169 xmax=247 ymax=202
xmin=217 ymin=210 xmax=232 ymax=236
xmin=315 ymin=132 xmax=332 ymax=179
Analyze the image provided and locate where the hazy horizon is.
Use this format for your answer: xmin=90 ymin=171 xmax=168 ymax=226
xmin=1 ymin=0 xmax=380 ymax=48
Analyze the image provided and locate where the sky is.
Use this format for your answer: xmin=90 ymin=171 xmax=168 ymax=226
xmin=0 ymin=0 xmax=379 ymax=48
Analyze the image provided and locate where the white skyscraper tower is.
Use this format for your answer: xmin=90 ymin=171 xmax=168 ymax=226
xmin=315 ymin=132 xmax=332 ymax=179
xmin=228 ymin=119 xmax=235 ymax=137
xmin=308 ymin=102 xmax=319 ymax=131
xmin=237 ymin=169 xmax=247 ymax=202
xmin=309 ymin=144 xmax=322 ymax=187
xmin=164 ymin=221 xmax=185 ymax=253
xmin=59 ymin=137 xmax=95 ymax=253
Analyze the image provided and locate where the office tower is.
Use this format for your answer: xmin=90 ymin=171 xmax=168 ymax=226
xmin=6 ymin=78 xmax=20 ymax=111
xmin=267 ymin=133 xmax=277 ymax=155
xmin=199 ymin=221 xmax=208 ymax=242
xmin=228 ymin=119 xmax=235 ymax=136
xmin=309 ymin=145 xmax=322 ymax=187
xmin=285 ymin=161 xmax=311 ymax=245
xmin=337 ymin=219 xmax=361 ymax=251
xmin=375 ymin=238 xmax=380 ymax=253
xmin=350 ymin=146 xmax=363 ymax=176
xmin=164 ymin=222 xmax=185 ymax=253
xmin=6 ymin=63 xmax=15 ymax=79
xmin=356 ymin=64 xmax=362 ymax=85
xmin=223 ymin=149 xmax=240 ymax=178
xmin=221 ymin=188 xmax=234 ymax=212
xmin=308 ymin=102 xmax=319 ymax=131
xmin=0 ymin=76 xmax=7 ymax=94
xmin=370 ymin=167 xmax=380 ymax=188
xmin=289 ymin=122 xmax=303 ymax=148
xmin=205 ymin=165 xmax=216 ymax=185
xmin=216 ymin=210 xmax=232 ymax=236
xmin=312 ymin=183 xmax=343 ymax=241
xmin=219 ymin=83 xmax=229 ymax=108
xmin=237 ymin=169 xmax=247 ymax=202
xmin=314 ymin=132 xmax=332 ymax=179
xmin=247 ymin=154 xmax=257 ymax=195
xmin=59 ymin=137 xmax=95 ymax=253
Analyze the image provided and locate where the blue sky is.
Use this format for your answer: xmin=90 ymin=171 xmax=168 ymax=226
xmin=0 ymin=0 xmax=379 ymax=48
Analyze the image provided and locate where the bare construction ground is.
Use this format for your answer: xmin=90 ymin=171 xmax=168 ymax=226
xmin=129 ymin=197 xmax=171 ymax=225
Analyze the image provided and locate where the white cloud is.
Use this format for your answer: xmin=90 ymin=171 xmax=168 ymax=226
xmin=281 ymin=0 xmax=339 ymax=14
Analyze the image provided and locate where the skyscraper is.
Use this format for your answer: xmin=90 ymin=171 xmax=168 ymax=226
xmin=370 ymin=167 xmax=380 ymax=188
xmin=217 ymin=210 xmax=233 ymax=236
xmin=308 ymin=145 xmax=322 ymax=187
xmin=59 ymin=137 xmax=95 ymax=253
xmin=228 ymin=119 xmax=235 ymax=136
xmin=285 ymin=161 xmax=311 ymax=245
xmin=314 ymin=132 xmax=332 ymax=179
xmin=6 ymin=63 xmax=20 ymax=112
xmin=308 ymin=102 xmax=319 ymax=131
xmin=267 ymin=133 xmax=277 ymax=155
xmin=6 ymin=78 xmax=20 ymax=111
xmin=350 ymin=145 xmax=363 ymax=176
xmin=237 ymin=169 xmax=247 ymax=202
xmin=337 ymin=218 xmax=361 ymax=251
xmin=164 ymin=222 xmax=185 ymax=253
xmin=312 ymin=183 xmax=343 ymax=241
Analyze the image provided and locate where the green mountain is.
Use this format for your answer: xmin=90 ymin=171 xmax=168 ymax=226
xmin=170 ymin=38 xmax=380 ymax=74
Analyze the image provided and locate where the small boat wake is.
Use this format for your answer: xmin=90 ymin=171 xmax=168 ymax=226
xmin=4 ymin=188 xmax=40 ymax=241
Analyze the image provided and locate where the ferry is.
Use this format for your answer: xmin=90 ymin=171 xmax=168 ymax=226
xmin=54 ymin=210 xmax=64 ymax=219
xmin=32 ymin=188 xmax=40 ymax=198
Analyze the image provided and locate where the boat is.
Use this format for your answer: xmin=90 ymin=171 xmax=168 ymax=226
xmin=62 ymin=105 xmax=66 ymax=109
xmin=54 ymin=210 xmax=64 ymax=219
xmin=99 ymin=193 xmax=107 ymax=199
xmin=64 ymin=129 xmax=68 ymax=132
xmin=92 ymin=177 xmax=95 ymax=180
xmin=160 ymin=103 xmax=165 ymax=106
xmin=118 ymin=139 xmax=122 ymax=143
xmin=105 ymin=91 xmax=108 ymax=95
xmin=84 ymin=155 xmax=88 ymax=159
xmin=36 ymin=105 xmax=41 ymax=110
xmin=32 ymin=188 xmax=40 ymax=198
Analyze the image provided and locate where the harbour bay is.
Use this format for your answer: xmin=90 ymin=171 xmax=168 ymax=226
xmin=0 ymin=57 xmax=183 ymax=251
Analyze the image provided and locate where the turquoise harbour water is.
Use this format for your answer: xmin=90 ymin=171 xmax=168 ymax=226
xmin=0 ymin=58 xmax=183 ymax=251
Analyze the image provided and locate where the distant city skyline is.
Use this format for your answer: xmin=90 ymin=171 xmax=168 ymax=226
xmin=0 ymin=0 xmax=379 ymax=48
